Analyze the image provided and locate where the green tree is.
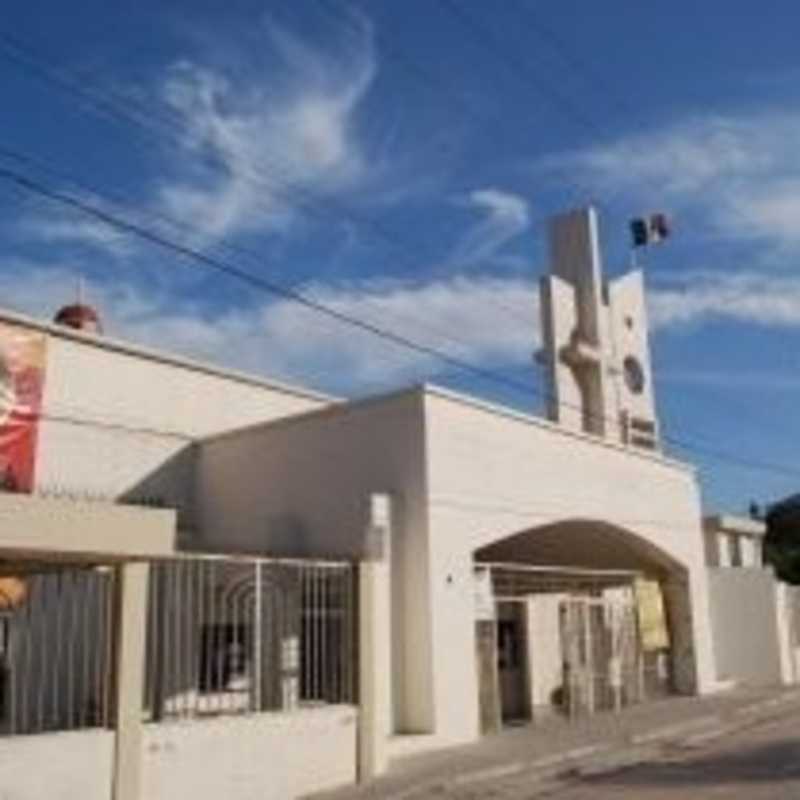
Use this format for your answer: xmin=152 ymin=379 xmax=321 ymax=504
xmin=765 ymin=494 xmax=800 ymax=584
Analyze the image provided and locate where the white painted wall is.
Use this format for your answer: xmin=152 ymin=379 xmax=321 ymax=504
xmin=526 ymin=594 xmax=564 ymax=712
xmin=27 ymin=318 xmax=330 ymax=522
xmin=422 ymin=387 xmax=717 ymax=745
xmin=708 ymin=568 xmax=784 ymax=686
xmin=775 ymin=582 xmax=798 ymax=685
xmin=197 ymin=392 xmax=433 ymax=735
xmin=196 ymin=385 xmax=717 ymax=752
xmin=141 ymin=707 xmax=356 ymax=800
xmin=0 ymin=729 xmax=114 ymax=800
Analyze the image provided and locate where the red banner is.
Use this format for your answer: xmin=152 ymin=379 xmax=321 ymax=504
xmin=0 ymin=323 xmax=46 ymax=492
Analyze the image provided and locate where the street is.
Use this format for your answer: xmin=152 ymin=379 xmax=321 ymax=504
xmin=515 ymin=714 xmax=800 ymax=800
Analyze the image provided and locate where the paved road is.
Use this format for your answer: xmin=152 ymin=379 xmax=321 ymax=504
xmin=534 ymin=714 xmax=800 ymax=800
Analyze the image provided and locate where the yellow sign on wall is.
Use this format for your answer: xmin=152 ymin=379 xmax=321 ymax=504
xmin=635 ymin=578 xmax=670 ymax=651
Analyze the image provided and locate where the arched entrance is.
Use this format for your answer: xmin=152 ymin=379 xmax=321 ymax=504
xmin=472 ymin=519 xmax=695 ymax=731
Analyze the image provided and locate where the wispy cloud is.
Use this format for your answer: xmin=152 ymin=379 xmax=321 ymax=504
xmin=19 ymin=216 xmax=132 ymax=258
xmin=649 ymin=270 xmax=800 ymax=330
xmin=542 ymin=111 xmax=800 ymax=247
xmin=14 ymin=15 xmax=381 ymax=257
xmin=449 ymin=187 xmax=531 ymax=267
xmin=0 ymin=264 xmax=539 ymax=392
xmin=13 ymin=190 xmax=137 ymax=260
xmin=5 ymin=249 xmax=800 ymax=399
xmin=155 ymin=17 xmax=377 ymax=242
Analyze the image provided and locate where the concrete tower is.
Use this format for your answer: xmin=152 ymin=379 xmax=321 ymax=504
xmin=539 ymin=207 xmax=659 ymax=450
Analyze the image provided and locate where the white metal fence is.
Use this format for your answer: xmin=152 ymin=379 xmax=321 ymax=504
xmin=144 ymin=555 xmax=357 ymax=721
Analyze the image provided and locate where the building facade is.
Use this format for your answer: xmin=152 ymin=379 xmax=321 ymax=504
xmin=0 ymin=206 xmax=795 ymax=799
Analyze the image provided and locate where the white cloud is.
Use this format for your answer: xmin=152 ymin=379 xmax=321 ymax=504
xmin=660 ymin=369 xmax=800 ymax=392
xmin=0 ymin=264 xmax=539 ymax=392
xmin=19 ymin=217 xmax=132 ymax=258
xmin=543 ymin=111 xmax=800 ymax=246
xmin=449 ymin=187 xmax=531 ymax=266
xmin=156 ymin=18 xmax=377 ymax=242
xmin=648 ymin=270 xmax=800 ymax=330
xmin=6 ymin=257 xmax=797 ymax=396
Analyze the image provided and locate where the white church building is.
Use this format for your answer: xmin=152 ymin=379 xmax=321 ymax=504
xmin=0 ymin=207 xmax=796 ymax=800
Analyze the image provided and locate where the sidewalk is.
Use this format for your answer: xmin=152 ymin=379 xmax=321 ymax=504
xmin=310 ymin=685 xmax=800 ymax=800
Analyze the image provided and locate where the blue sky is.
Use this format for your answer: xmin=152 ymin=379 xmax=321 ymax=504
xmin=1 ymin=0 xmax=799 ymax=512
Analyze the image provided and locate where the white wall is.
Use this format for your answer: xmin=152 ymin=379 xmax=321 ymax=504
xmin=198 ymin=385 xmax=717 ymax=753
xmin=526 ymin=594 xmax=564 ymax=711
xmin=197 ymin=392 xmax=434 ymax=734
xmin=0 ymin=729 xmax=114 ymax=800
xmin=141 ymin=707 xmax=356 ymax=800
xmin=422 ymin=388 xmax=717 ymax=745
xmin=708 ymin=568 xmax=784 ymax=686
xmin=32 ymin=324 xmax=329 ymax=522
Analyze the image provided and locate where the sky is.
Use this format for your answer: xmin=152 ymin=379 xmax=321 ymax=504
xmin=1 ymin=0 xmax=799 ymax=512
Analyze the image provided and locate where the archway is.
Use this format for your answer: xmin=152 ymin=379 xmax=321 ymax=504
xmin=472 ymin=519 xmax=696 ymax=730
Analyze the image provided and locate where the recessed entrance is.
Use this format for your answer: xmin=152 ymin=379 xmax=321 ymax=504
xmin=496 ymin=602 xmax=529 ymax=723
xmin=472 ymin=518 xmax=689 ymax=731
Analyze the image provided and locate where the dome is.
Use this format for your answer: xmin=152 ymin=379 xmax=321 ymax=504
xmin=53 ymin=303 xmax=102 ymax=334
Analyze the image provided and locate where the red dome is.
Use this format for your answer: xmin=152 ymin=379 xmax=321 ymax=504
xmin=53 ymin=304 xmax=102 ymax=333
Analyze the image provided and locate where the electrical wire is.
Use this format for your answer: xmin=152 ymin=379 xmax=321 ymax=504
xmin=0 ymin=30 xmax=540 ymax=331
xmin=1 ymin=160 xmax=798 ymax=482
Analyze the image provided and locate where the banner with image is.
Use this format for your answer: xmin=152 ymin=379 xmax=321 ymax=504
xmin=0 ymin=323 xmax=47 ymax=493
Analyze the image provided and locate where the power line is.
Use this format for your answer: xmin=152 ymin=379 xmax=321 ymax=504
xmin=486 ymin=2 xmax=800 ymax=451
xmin=313 ymin=2 xmax=793 ymax=466
xmin=2 ymin=161 xmax=798 ymax=482
xmin=437 ymin=0 xmax=608 ymax=143
xmin=0 ymin=163 xmax=543 ymax=398
xmin=0 ymin=145 xmax=540 ymax=382
xmin=313 ymin=0 xmax=599 ymax=205
xmin=0 ymin=29 xmax=540 ymax=330
xmin=0 ymin=22 xmax=794 ymax=480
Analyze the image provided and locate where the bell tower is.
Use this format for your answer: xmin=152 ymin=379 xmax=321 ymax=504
xmin=538 ymin=207 xmax=660 ymax=450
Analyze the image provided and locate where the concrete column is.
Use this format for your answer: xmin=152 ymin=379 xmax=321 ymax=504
xmin=358 ymin=494 xmax=392 ymax=782
xmin=112 ymin=562 xmax=150 ymax=800
xmin=663 ymin=570 xmax=717 ymax=695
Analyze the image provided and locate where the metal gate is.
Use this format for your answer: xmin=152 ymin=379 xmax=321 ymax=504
xmin=144 ymin=555 xmax=357 ymax=721
xmin=0 ymin=564 xmax=115 ymax=735
xmin=560 ymin=594 xmax=643 ymax=718
xmin=475 ymin=563 xmax=674 ymax=724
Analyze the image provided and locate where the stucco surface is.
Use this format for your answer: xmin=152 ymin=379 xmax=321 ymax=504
xmin=422 ymin=388 xmax=717 ymax=743
xmin=0 ymin=729 xmax=114 ymax=800
xmin=141 ymin=707 xmax=356 ymax=800
xmin=197 ymin=386 xmax=717 ymax=751
xmin=708 ymin=568 xmax=784 ymax=686
xmin=197 ymin=392 xmax=434 ymax=733
xmin=34 ymin=330 xmax=329 ymax=519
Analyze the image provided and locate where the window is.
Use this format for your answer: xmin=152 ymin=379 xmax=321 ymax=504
xmin=727 ymin=534 xmax=743 ymax=568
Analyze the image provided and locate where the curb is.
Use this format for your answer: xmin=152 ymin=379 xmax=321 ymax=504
xmin=379 ymin=690 xmax=800 ymax=799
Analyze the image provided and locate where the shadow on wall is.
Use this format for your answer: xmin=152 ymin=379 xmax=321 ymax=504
xmin=121 ymin=446 xmax=315 ymax=556
xmin=119 ymin=444 xmax=197 ymax=531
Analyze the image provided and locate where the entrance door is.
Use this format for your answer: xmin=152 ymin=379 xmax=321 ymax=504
xmin=496 ymin=602 xmax=528 ymax=722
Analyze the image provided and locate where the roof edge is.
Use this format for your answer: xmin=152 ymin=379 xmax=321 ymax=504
xmin=421 ymin=382 xmax=696 ymax=475
xmin=703 ymin=514 xmax=766 ymax=538
xmin=0 ymin=306 xmax=336 ymax=405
